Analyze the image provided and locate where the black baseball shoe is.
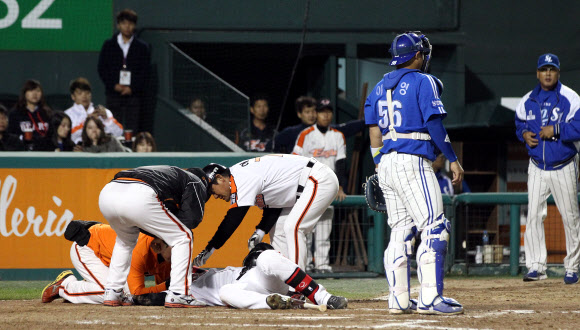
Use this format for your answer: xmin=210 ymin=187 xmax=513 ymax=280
xmin=326 ymin=295 xmax=348 ymax=309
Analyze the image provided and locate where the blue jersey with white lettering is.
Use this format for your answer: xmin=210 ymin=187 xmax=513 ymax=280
xmin=364 ymin=68 xmax=446 ymax=161
xmin=515 ymin=81 xmax=580 ymax=170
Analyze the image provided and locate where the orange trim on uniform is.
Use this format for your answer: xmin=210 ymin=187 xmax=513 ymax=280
xmin=62 ymin=289 xmax=105 ymax=296
xmin=294 ymin=176 xmax=318 ymax=264
xmin=296 ymin=126 xmax=315 ymax=148
xmin=228 ymin=174 xmax=239 ymax=209
xmin=156 ymin=197 xmax=192 ymax=295
xmin=71 ymin=123 xmax=84 ymax=134
xmin=75 ymin=244 xmax=105 ymax=289
xmin=330 ymin=127 xmax=346 ymax=143
xmin=112 ymin=117 xmax=124 ymax=130
xmin=115 ymin=177 xmax=147 ymax=183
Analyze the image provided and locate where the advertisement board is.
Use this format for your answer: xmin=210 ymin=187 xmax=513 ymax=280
xmin=0 ymin=0 xmax=112 ymax=51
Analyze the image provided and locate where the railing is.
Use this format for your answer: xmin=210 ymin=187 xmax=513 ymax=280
xmin=333 ymin=193 xmax=571 ymax=276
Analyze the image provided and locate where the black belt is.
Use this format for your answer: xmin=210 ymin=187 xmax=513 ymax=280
xmin=296 ymin=160 xmax=316 ymax=194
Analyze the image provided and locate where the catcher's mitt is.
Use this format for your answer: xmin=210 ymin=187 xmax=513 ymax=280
xmin=363 ymin=174 xmax=387 ymax=213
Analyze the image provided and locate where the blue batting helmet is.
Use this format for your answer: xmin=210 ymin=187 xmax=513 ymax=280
xmin=388 ymin=32 xmax=431 ymax=68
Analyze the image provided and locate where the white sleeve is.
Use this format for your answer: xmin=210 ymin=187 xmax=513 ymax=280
xmin=103 ymin=109 xmax=124 ymax=137
xmin=515 ymin=92 xmax=531 ymax=120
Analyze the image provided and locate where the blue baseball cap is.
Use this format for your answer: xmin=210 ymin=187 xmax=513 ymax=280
xmin=537 ymin=53 xmax=560 ymax=70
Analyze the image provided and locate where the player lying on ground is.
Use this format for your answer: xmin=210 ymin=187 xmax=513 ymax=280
xmin=134 ymin=243 xmax=348 ymax=310
xmin=41 ymin=222 xmax=172 ymax=304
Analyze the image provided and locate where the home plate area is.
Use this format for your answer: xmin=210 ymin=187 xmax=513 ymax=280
xmin=2 ymin=277 xmax=579 ymax=329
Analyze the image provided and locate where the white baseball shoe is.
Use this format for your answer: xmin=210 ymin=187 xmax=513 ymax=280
xmin=164 ymin=291 xmax=207 ymax=308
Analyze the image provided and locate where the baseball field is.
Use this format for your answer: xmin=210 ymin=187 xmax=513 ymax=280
xmin=1 ymin=276 xmax=578 ymax=329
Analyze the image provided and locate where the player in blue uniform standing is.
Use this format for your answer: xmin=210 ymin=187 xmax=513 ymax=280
xmin=365 ymin=32 xmax=464 ymax=315
xmin=515 ymin=53 xmax=580 ymax=284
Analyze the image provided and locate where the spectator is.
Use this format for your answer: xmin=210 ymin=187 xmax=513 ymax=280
xmin=132 ymin=131 xmax=157 ymax=152
xmin=8 ymin=79 xmax=52 ymax=150
xmin=0 ymin=104 xmax=24 ymax=151
xmin=81 ymin=117 xmax=126 ymax=153
xmin=273 ymin=96 xmax=317 ymax=153
xmin=292 ymin=99 xmax=348 ymax=273
xmin=239 ymin=94 xmax=276 ymax=152
xmin=36 ymin=112 xmax=78 ymax=152
xmin=98 ymin=8 xmax=150 ymax=133
xmin=273 ymin=96 xmax=365 ymax=153
xmin=432 ymin=153 xmax=471 ymax=195
xmin=189 ymin=97 xmax=207 ymax=120
xmin=65 ymin=77 xmax=123 ymax=145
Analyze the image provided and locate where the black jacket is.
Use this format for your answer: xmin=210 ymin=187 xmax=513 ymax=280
xmin=0 ymin=133 xmax=24 ymax=151
xmin=113 ymin=166 xmax=209 ymax=229
xmin=8 ymin=107 xmax=51 ymax=144
xmin=97 ymin=33 xmax=151 ymax=95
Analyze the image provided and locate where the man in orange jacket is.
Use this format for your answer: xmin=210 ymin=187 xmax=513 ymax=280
xmin=41 ymin=221 xmax=171 ymax=304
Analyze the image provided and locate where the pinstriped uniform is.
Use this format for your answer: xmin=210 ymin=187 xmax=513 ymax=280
xmin=378 ymin=152 xmax=443 ymax=232
xmin=365 ymin=64 xmax=459 ymax=311
xmin=515 ymin=80 xmax=580 ymax=275
xmin=526 ymin=155 xmax=580 ymax=272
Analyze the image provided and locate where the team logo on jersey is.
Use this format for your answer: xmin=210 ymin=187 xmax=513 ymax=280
xmin=230 ymin=192 xmax=237 ymax=205
xmin=541 ymin=108 xmax=549 ymax=126
xmin=312 ymin=148 xmax=337 ymax=158
xmin=297 ymin=281 xmax=307 ymax=290
xmin=526 ymin=110 xmax=536 ymax=121
xmin=432 ymin=100 xmax=443 ymax=107
xmin=255 ymin=194 xmax=266 ymax=209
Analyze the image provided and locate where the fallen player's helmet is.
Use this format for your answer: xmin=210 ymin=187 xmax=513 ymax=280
xmin=202 ymin=163 xmax=228 ymax=184
xmin=389 ymin=31 xmax=432 ymax=72
xmin=242 ymin=242 xmax=275 ymax=269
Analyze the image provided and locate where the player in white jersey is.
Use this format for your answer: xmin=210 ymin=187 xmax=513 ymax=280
xmin=365 ymin=32 xmax=464 ymax=315
xmin=134 ymin=243 xmax=347 ymax=309
xmin=293 ymin=99 xmax=348 ymax=272
xmin=193 ymin=154 xmax=339 ymax=271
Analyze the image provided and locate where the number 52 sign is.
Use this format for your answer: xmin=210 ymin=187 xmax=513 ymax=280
xmin=0 ymin=0 xmax=112 ymax=51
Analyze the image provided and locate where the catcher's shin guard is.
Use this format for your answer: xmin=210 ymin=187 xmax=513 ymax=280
xmin=384 ymin=225 xmax=417 ymax=313
xmin=417 ymin=214 xmax=452 ymax=309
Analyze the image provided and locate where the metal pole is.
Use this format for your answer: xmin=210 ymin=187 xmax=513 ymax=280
xmin=371 ymin=210 xmax=385 ymax=273
xmin=510 ymin=204 xmax=521 ymax=276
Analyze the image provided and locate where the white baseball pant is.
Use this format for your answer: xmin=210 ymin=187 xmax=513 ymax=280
xmin=58 ymin=243 xmax=108 ymax=304
xmin=525 ymin=156 xmax=580 ymax=273
xmin=378 ymin=152 xmax=448 ymax=309
xmin=268 ymin=162 xmax=339 ymax=270
xmin=219 ymin=250 xmax=332 ymax=309
xmin=98 ymin=181 xmax=194 ymax=296
xmin=307 ymin=207 xmax=333 ymax=270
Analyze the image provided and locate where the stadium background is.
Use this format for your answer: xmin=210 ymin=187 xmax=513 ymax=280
xmin=1 ymin=0 xmax=580 ymax=280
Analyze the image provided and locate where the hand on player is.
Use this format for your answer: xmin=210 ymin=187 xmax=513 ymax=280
xmin=539 ymin=126 xmax=555 ymax=140
xmin=449 ymin=161 xmax=464 ymax=186
xmin=248 ymin=229 xmax=266 ymax=250
xmin=335 ymin=186 xmax=347 ymax=202
xmin=523 ymin=131 xmax=539 ymax=147
xmin=193 ymin=247 xmax=215 ymax=267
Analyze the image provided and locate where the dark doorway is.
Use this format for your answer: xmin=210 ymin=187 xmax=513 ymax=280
xmin=174 ymin=42 xmax=345 ymax=131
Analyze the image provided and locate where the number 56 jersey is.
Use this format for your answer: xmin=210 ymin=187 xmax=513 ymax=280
xmin=364 ymin=68 xmax=446 ymax=161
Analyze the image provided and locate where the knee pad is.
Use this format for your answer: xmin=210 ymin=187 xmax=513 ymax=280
xmin=417 ymin=214 xmax=450 ymax=306
xmin=384 ymin=225 xmax=417 ymax=310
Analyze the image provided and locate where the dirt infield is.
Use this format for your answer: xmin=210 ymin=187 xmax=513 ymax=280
xmin=2 ymin=277 xmax=579 ymax=329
